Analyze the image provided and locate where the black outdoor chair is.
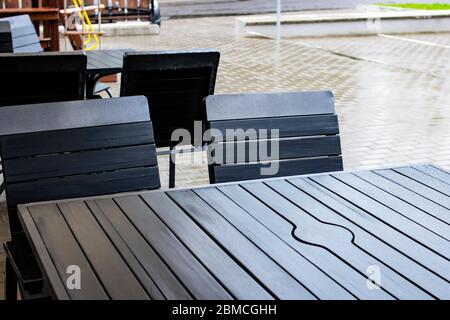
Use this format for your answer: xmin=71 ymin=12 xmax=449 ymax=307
xmin=0 ymin=51 xmax=87 ymax=107
xmin=205 ymin=91 xmax=344 ymax=183
xmin=0 ymin=96 xmax=160 ymax=300
xmin=0 ymin=21 xmax=13 ymax=53
xmin=120 ymin=49 xmax=220 ymax=187
xmin=0 ymin=51 xmax=87 ymax=195
xmin=0 ymin=14 xmax=110 ymax=97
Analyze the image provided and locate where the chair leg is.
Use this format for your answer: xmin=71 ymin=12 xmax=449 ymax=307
xmin=169 ymin=148 xmax=176 ymax=189
xmin=0 ymin=167 xmax=4 ymax=195
xmin=5 ymin=256 xmax=18 ymax=301
xmin=0 ymin=166 xmax=4 ymax=194
xmin=106 ymin=89 xmax=113 ymax=98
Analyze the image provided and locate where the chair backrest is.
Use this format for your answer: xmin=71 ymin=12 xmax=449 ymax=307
xmin=0 ymin=21 xmax=13 ymax=53
xmin=0 ymin=52 xmax=86 ymax=107
xmin=120 ymin=49 xmax=220 ymax=147
xmin=0 ymin=96 xmax=160 ymax=236
xmin=0 ymin=15 xmax=42 ymax=53
xmin=206 ymin=91 xmax=343 ymax=183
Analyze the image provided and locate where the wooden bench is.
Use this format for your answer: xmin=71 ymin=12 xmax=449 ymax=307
xmin=0 ymin=96 xmax=160 ymax=299
xmin=206 ymin=91 xmax=344 ymax=183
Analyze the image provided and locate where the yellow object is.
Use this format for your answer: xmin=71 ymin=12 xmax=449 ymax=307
xmin=72 ymin=0 xmax=99 ymax=51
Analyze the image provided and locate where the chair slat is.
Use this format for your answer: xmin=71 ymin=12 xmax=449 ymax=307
xmin=10 ymin=25 xmax=37 ymax=38
xmin=209 ymin=114 xmax=340 ymax=139
xmin=0 ymin=52 xmax=87 ymax=72
xmin=0 ymin=96 xmax=150 ymax=136
xmin=4 ymin=144 xmax=158 ymax=183
xmin=1 ymin=122 xmax=154 ymax=158
xmin=12 ymin=33 xmax=39 ymax=47
xmin=11 ymin=43 xmax=42 ymax=53
xmin=7 ymin=167 xmax=161 ymax=210
xmin=210 ymin=136 xmax=342 ymax=164
xmin=206 ymin=91 xmax=335 ymax=121
xmin=212 ymin=156 xmax=344 ymax=183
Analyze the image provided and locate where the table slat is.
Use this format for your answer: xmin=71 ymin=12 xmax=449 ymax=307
xmin=394 ymin=167 xmax=450 ymax=197
xmin=91 ymin=198 xmax=191 ymax=300
xmin=302 ymin=176 xmax=450 ymax=283
xmin=58 ymin=201 xmax=150 ymax=300
xmin=414 ymin=165 xmax=450 ymax=184
xmin=288 ymin=177 xmax=450 ymax=299
xmin=114 ymin=195 xmax=233 ymax=300
xmin=28 ymin=204 xmax=108 ymax=299
xmin=141 ymin=192 xmax=273 ymax=300
xmin=18 ymin=206 xmax=69 ymax=300
xmin=375 ymin=169 xmax=450 ymax=209
xmin=354 ymin=171 xmax=450 ymax=224
xmin=195 ymin=186 xmax=359 ymax=299
xmin=86 ymin=200 xmax=165 ymax=300
xmin=86 ymin=49 xmax=126 ymax=73
xmin=312 ymin=174 xmax=450 ymax=260
xmin=334 ymin=173 xmax=450 ymax=242
xmin=249 ymin=180 xmax=434 ymax=299
xmin=168 ymin=189 xmax=317 ymax=300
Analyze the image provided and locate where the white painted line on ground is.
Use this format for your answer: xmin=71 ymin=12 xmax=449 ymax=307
xmin=378 ymin=33 xmax=450 ymax=49
xmin=284 ymin=38 xmax=442 ymax=79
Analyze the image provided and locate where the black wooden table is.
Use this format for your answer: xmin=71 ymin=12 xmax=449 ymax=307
xmin=17 ymin=164 xmax=450 ymax=300
xmin=85 ymin=49 xmax=130 ymax=98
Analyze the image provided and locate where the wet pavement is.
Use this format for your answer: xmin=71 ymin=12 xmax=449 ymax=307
xmin=2 ymin=13 xmax=450 ymax=298
xmin=98 ymin=15 xmax=450 ymax=179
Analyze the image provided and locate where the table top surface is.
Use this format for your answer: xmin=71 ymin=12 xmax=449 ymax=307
xmin=86 ymin=49 xmax=129 ymax=74
xmin=18 ymin=164 xmax=450 ymax=300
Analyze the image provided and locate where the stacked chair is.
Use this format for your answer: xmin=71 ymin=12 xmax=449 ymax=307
xmin=0 ymin=15 xmax=42 ymax=53
xmin=0 ymin=51 xmax=87 ymax=196
xmin=0 ymin=14 xmax=110 ymax=96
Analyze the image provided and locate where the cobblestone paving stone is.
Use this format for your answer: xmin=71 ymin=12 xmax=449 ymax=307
xmin=1 ymin=14 xmax=450 ymax=298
